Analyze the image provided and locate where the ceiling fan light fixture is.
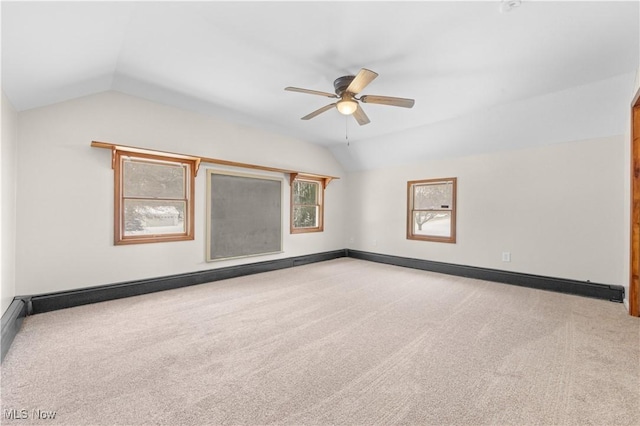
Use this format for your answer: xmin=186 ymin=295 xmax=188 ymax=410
xmin=336 ymin=98 xmax=358 ymax=115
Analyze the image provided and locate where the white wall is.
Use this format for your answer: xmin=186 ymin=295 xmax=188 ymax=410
xmin=2 ymin=92 xmax=19 ymax=315
xmin=12 ymin=88 xmax=632 ymax=298
xmin=347 ymin=135 xmax=626 ymax=286
xmin=15 ymin=91 xmax=347 ymax=295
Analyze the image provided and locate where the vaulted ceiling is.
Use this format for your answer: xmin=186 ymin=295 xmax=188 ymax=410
xmin=2 ymin=1 xmax=639 ymax=171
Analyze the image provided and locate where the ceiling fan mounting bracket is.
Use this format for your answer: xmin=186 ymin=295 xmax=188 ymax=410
xmin=333 ymin=75 xmax=355 ymax=96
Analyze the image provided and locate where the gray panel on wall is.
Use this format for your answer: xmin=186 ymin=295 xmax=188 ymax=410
xmin=207 ymin=171 xmax=282 ymax=261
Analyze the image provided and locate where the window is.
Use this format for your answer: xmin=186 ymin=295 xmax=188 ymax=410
xmin=291 ymin=176 xmax=324 ymax=233
xmin=114 ymin=151 xmax=196 ymax=245
xmin=407 ymin=177 xmax=457 ymax=243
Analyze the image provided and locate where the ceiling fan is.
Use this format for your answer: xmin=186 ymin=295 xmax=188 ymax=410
xmin=284 ymin=68 xmax=415 ymax=126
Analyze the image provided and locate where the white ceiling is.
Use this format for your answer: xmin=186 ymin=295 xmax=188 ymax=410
xmin=2 ymin=1 xmax=639 ymax=171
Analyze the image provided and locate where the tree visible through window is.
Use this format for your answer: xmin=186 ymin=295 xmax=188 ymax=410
xmin=114 ymin=151 xmax=196 ymax=244
xmin=407 ymin=177 xmax=457 ymax=243
xmin=291 ymin=176 xmax=324 ymax=233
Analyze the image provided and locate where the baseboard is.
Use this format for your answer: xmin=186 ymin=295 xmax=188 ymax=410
xmin=1 ymin=298 xmax=28 ymax=362
xmin=28 ymin=250 xmax=347 ymax=315
xmin=3 ymin=248 xmax=627 ymax=362
xmin=347 ymin=250 xmax=625 ymax=303
xmin=22 ymin=248 xmax=626 ymax=316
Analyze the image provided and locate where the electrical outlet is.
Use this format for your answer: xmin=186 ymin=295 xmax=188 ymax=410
xmin=502 ymin=252 xmax=511 ymax=262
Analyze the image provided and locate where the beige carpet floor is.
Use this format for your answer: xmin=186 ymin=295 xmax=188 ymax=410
xmin=1 ymin=258 xmax=638 ymax=425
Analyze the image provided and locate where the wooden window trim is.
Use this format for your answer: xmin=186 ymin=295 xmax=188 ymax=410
xmin=407 ymin=177 xmax=457 ymax=244
xmin=92 ymin=140 xmax=338 ymax=185
xmin=290 ymin=175 xmax=324 ymax=234
xmin=114 ymin=150 xmax=196 ymax=245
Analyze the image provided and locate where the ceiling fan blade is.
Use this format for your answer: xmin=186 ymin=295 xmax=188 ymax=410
xmin=345 ymin=68 xmax=378 ymax=94
xmin=301 ymin=103 xmax=336 ymax=120
xmin=360 ymin=95 xmax=415 ymax=108
xmin=352 ymin=104 xmax=370 ymax=126
xmin=285 ymin=87 xmax=338 ymax=98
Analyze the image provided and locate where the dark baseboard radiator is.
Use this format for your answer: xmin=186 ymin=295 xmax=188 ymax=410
xmin=347 ymin=250 xmax=624 ymax=303
xmin=1 ymin=298 xmax=28 ymax=362
xmin=1 ymin=248 xmax=625 ymax=362
xmin=28 ymin=250 xmax=347 ymax=315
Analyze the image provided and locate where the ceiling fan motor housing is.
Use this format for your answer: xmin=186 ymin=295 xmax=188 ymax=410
xmin=334 ymin=75 xmax=355 ymax=96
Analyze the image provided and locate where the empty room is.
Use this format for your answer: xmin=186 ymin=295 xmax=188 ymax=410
xmin=1 ymin=1 xmax=639 ymax=425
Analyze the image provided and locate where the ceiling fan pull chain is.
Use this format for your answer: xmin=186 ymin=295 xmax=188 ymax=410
xmin=345 ymin=116 xmax=350 ymax=146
